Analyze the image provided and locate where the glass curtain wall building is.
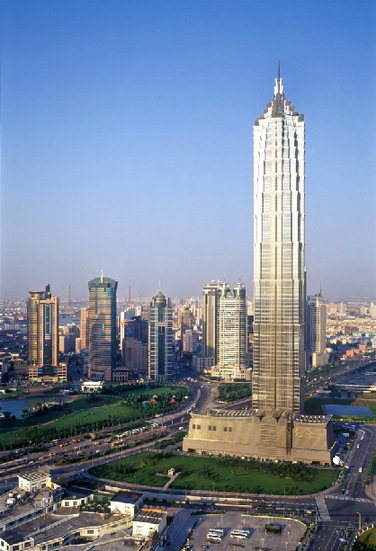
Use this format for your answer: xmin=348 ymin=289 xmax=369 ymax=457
xmin=27 ymin=284 xmax=59 ymax=368
xmin=88 ymin=275 xmax=118 ymax=381
xmin=252 ymin=68 xmax=305 ymax=413
xmin=148 ymin=289 xmax=173 ymax=381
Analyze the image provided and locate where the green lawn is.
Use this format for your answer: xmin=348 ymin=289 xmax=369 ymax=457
xmin=217 ymin=383 xmax=252 ymax=403
xmin=0 ymin=395 xmax=119 ymax=430
xmin=357 ymin=527 xmax=376 ymax=547
xmin=90 ymin=452 xmax=338 ymax=495
xmin=0 ymin=386 xmax=185 ymax=450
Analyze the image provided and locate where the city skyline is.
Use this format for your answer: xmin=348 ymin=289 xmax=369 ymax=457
xmin=1 ymin=1 xmax=375 ymax=300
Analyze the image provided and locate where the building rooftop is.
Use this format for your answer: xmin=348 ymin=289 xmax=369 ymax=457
xmin=291 ymin=413 xmax=333 ymax=424
xmin=14 ymin=512 xmax=124 ymax=546
xmin=19 ymin=469 xmax=49 ymax=482
xmin=199 ymin=408 xmax=332 ymax=424
xmin=153 ymin=289 xmax=166 ymax=300
xmin=0 ymin=531 xmax=27 ymax=545
xmin=133 ymin=507 xmax=166 ymax=525
xmin=65 ymin=486 xmax=94 ymax=500
xmin=111 ymin=491 xmax=142 ymax=505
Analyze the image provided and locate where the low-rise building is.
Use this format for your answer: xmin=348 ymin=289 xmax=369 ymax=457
xmin=0 ymin=512 xmax=131 ymax=551
xmin=61 ymin=486 xmax=95 ymax=507
xmin=109 ymin=491 xmax=143 ymax=517
xmin=18 ymin=470 xmax=52 ymax=493
xmin=132 ymin=507 xmax=167 ymax=539
xmin=81 ymin=380 xmax=104 ymax=392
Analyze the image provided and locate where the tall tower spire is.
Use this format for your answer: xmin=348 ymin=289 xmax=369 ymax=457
xmin=274 ymin=60 xmax=284 ymax=97
xmin=253 ymin=70 xmax=305 ymax=414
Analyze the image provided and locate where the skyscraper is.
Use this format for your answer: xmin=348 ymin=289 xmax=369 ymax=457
xmin=184 ymin=68 xmax=334 ymax=463
xmin=88 ymin=275 xmax=118 ymax=381
xmin=27 ymin=284 xmax=59 ymax=368
xmin=148 ymin=289 xmax=173 ymax=381
xmin=122 ymin=315 xmax=149 ymax=377
xmin=80 ymin=307 xmax=89 ymax=350
xmin=306 ymin=290 xmax=328 ymax=369
xmin=217 ymin=281 xmax=248 ymax=380
xmin=252 ymin=66 xmax=305 ymax=413
xmin=202 ymin=281 xmax=222 ymax=362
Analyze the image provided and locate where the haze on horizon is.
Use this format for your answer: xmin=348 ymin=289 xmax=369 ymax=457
xmin=1 ymin=0 xmax=375 ymax=301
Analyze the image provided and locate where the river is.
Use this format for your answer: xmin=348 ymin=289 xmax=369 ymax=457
xmin=0 ymin=395 xmax=70 ymax=419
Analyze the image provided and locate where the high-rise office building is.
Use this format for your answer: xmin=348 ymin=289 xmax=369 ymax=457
xmin=88 ymin=275 xmax=118 ymax=381
xmin=370 ymin=302 xmax=376 ymax=319
xmin=122 ymin=315 xmax=148 ymax=377
xmin=148 ymin=289 xmax=173 ymax=381
xmin=181 ymin=307 xmax=194 ymax=334
xmin=306 ymin=290 xmax=328 ymax=369
xmin=27 ymin=284 xmax=59 ymax=368
xmin=217 ymin=281 xmax=248 ymax=380
xmin=202 ymin=281 xmax=223 ymax=362
xmin=183 ymin=329 xmax=198 ymax=354
xmin=80 ymin=307 xmax=89 ymax=350
xmin=252 ymin=66 xmax=305 ymax=413
xmin=184 ymin=68 xmax=334 ymax=463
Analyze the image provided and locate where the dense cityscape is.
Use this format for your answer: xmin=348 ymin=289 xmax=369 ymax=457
xmin=0 ymin=65 xmax=375 ymax=551
xmin=1 ymin=0 xmax=376 ymax=548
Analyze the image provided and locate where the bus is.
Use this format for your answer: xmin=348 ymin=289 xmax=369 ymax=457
xmin=230 ymin=529 xmax=250 ymax=539
xmin=208 ymin=529 xmax=224 ymax=536
xmin=207 ymin=535 xmax=222 ymax=542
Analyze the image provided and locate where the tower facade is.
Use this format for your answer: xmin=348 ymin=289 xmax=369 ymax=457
xmin=27 ymin=284 xmax=59 ymax=368
xmin=217 ymin=282 xmax=248 ymax=380
xmin=122 ymin=315 xmax=149 ymax=377
xmin=80 ymin=307 xmax=89 ymax=350
xmin=306 ymin=291 xmax=328 ymax=369
xmin=252 ymin=68 xmax=305 ymax=413
xmin=148 ymin=289 xmax=173 ymax=381
xmin=88 ymin=276 xmax=118 ymax=381
xmin=202 ymin=281 xmax=222 ymax=362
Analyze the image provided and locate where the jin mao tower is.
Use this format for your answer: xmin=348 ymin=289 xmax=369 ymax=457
xmin=252 ymin=65 xmax=305 ymax=413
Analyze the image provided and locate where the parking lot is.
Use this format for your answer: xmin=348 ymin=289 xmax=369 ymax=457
xmin=184 ymin=511 xmax=306 ymax=551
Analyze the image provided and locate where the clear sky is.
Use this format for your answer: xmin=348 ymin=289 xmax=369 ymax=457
xmin=1 ymin=0 xmax=375 ymax=301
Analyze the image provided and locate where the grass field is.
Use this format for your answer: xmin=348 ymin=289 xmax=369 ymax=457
xmin=0 ymin=386 xmax=184 ymax=449
xmin=357 ymin=527 xmax=376 ymax=546
xmin=90 ymin=451 xmax=338 ymax=495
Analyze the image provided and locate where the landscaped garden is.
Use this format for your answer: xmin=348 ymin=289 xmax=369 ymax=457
xmin=90 ymin=451 xmax=338 ymax=495
xmin=354 ymin=527 xmax=376 ymax=550
xmin=217 ymin=383 xmax=252 ymax=403
xmin=0 ymin=384 xmax=189 ymax=450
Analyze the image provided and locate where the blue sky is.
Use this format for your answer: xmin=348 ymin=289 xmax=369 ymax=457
xmin=1 ymin=0 xmax=375 ymax=300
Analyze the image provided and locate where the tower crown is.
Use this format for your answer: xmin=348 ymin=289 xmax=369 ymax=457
xmin=274 ymin=60 xmax=284 ymax=97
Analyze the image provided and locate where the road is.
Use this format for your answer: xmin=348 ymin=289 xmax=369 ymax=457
xmin=0 ymin=378 xmax=214 ymax=481
xmin=307 ymin=424 xmax=376 ymax=551
xmin=2 ymin=377 xmax=375 ymax=549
